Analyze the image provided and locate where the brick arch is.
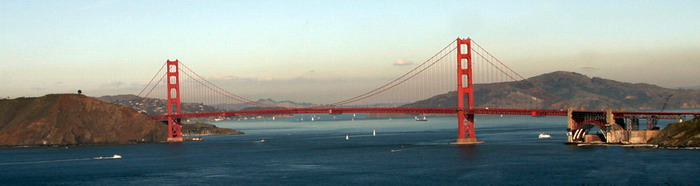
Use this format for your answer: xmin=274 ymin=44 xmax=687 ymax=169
xmin=575 ymin=120 xmax=607 ymax=131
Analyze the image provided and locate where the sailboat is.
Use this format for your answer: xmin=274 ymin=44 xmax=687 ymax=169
xmin=345 ymin=135 xmax=350 ymax=140
xmin=373 ymin=129 xmax=376 ymax=136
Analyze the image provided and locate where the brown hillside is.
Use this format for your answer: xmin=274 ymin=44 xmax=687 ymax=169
xmin=0 ymin=94 xmax=167 ymax=146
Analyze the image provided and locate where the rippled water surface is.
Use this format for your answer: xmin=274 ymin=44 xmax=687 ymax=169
xmin=1 ymin=113 xmax=698 ymax=185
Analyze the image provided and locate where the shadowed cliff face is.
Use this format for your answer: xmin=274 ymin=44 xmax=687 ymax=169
xmin=0 ymin=94 xmax=167 ymax=146
xmin=182 ymin=123 xmax=244 ymax=136
xmin=648 ymin=117 xmax=700 ymax=147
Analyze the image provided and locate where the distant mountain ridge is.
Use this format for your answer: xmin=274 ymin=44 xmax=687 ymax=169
xmin=679 ymin=85 xmax=700 ymax=90
xmin=97 ymin=95 xmax=316 ymax=114
xmin=404 ymin=71 xmax=700 ymax=110
xmin=213 ymin=98 xmax=317 ymax=111
xmin=100 ymin=71 xmax=700 ymax=112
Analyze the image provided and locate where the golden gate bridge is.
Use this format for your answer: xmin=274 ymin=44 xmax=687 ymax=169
xmin=137 ymin=38 xmax=700 ymax=144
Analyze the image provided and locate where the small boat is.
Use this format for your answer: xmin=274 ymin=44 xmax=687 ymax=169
xmin=259 ymin=138 xmax=265 ymax=143
xmin=538 ymin=133 xmax=551 ymax=139
xmin=415 ymin=116 xmax=427 ymax=121
xmin=185 ymin=137 xmax=204 ymax=141
xmin=94 ymin=154 xmax=122 ymax=160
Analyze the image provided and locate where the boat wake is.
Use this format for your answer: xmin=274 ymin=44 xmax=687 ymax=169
xmin=0 ymin=158 xmax=93 ymax=165
xmin=390 ymin=145 xmax=408 ymax=152
xmin=0 ymin=154 xmax=122 ymax=165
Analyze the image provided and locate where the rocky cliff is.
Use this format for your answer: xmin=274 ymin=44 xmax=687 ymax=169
xmin=0 ymin=94 xmax=167 ymax=146
xmin=648 ymin=117 xmax=700 ymax=147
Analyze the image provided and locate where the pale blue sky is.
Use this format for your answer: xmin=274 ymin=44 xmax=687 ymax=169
xmin=1 ymin=0 xmax=699 ymax=102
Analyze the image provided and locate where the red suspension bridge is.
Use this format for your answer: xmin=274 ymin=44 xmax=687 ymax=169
xmin=138 ymin=38 xmax=700 ymax=144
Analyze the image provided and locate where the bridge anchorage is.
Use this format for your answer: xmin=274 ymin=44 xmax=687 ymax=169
xmin=144 ymin=37 xmax=699 ymax=144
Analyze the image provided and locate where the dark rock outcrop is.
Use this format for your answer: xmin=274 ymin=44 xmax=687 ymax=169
xmin=182 ymin=123 xmax=244 ymax=136
xmin=0 ymin=94 xmax=167 ymax=146
xmin=648 ymin=117 xmax=700 ymax=147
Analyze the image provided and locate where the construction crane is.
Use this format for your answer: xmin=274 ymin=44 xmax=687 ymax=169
xmin=650 ymin=94 xmax=673 ymax=130
xmin=660 ymin=94 xmax=673 ymax=112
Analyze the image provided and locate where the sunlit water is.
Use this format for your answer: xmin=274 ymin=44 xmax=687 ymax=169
xmin=1 ymin=112 xmax=698 ymax=185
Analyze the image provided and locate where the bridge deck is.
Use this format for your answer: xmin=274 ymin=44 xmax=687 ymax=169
xmin=150 ymin=108 xmax=700 ymax=120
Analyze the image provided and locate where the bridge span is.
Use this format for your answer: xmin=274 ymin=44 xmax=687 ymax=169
xmin=151 ymin=108 xmax=699 ymax=121
xmin=140 ymin=37 xmax=699 ymax=144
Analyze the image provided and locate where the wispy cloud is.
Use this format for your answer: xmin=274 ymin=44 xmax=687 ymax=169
xmin=578 ymin=66 xmax=601 ymax=71
xmin=297 ymin=70 xmax=316 ymax=79
xmin=393 ymin=59 xmax=413 ymax=66
xmin=98 ymin=81 xmax=126 ymax=89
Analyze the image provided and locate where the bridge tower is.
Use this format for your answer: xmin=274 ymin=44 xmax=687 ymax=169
xmin=166 ymin=60 xmax=183 ymax=142
xmin=451 ymin=38 xmax=483 ymax=145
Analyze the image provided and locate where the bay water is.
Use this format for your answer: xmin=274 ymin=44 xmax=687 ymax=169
xmin=1 ymin=113 xmax=698 ymax=185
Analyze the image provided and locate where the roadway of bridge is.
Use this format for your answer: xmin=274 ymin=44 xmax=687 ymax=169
xmin=150 ymin=108 xmax=700 ymax=120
